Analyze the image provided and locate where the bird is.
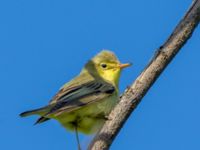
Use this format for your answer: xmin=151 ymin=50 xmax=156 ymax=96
xmin=20 ymin=50 xmax=131 ymax=149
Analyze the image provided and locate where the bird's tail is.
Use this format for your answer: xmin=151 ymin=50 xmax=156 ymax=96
xmin=19 ymin=106 xmax=50 ymax=117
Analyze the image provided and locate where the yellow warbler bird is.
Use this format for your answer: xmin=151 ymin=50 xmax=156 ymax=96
xmin=20 ymin=50 xmax=131 ymax=148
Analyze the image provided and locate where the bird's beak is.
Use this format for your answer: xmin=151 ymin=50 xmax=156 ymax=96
xmin=119 ymin=63 xmax=132 ymax=69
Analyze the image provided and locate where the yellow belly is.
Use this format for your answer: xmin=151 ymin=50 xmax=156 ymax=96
xmin=54 ymin=93 xmax=118 ymax=134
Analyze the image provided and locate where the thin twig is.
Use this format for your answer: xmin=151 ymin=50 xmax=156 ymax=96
xmin=88 ymin=1 xmax=200 ymax=150
xmin=75 ymin=125 xmax=81 ymax=150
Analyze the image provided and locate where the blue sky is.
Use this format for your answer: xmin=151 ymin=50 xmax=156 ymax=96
xmin=0 ymin=0 xmax=200 ymax=150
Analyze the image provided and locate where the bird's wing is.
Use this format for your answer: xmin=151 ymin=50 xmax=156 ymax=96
xmin=45 ymin=80 xmax=115 ymax=116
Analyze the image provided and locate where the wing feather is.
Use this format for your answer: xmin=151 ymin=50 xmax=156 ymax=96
xmin=45 ymin=81 xmax=115 ymax=116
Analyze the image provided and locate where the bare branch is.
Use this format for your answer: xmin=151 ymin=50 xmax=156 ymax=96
xmin=88 ymin=0 xmax=200 ymax=150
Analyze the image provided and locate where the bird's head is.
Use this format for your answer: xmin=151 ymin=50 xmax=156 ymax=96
xmin=84 ymin=50 xmax=131 ymax=86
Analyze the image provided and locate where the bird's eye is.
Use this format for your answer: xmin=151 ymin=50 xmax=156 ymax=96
xmin=101 ymin=63 xmax=107 ymax=69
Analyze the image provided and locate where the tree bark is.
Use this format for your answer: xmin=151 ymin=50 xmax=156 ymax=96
xmin=88 ymin=0 xmax=200 ymax=150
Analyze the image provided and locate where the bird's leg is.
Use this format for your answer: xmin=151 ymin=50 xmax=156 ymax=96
xmin=74 ymin=122 xmax=81 ymax=150
xmin=95 ymin=113 xmax=112 ymax=121
xmin=104 ymin=115 xmax=112 ymax=121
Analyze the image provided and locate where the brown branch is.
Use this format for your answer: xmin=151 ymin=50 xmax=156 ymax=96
xmin=88 ymin=0 xmax=200 ymax=150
